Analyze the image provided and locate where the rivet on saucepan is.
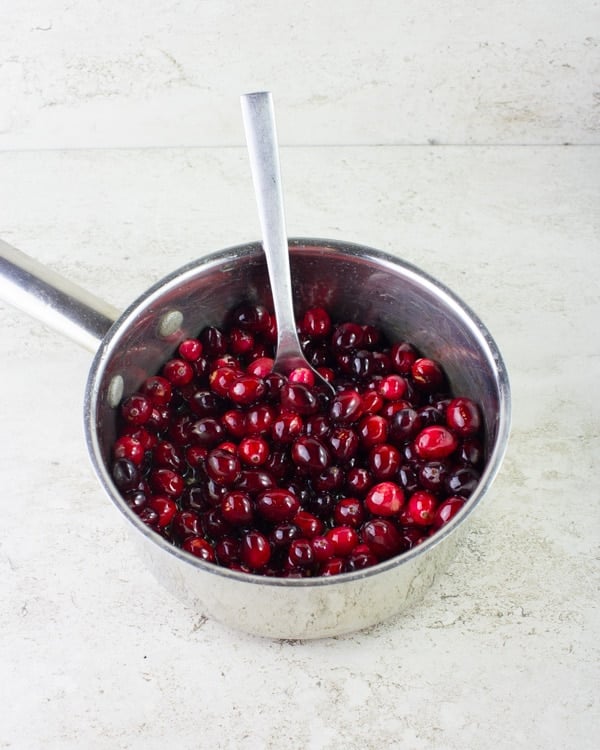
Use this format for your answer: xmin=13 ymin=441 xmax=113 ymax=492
xmin=107 ymin=374 xmax=124 ymax=408
xmin=158 ymin=310 xmax=184 ymax=339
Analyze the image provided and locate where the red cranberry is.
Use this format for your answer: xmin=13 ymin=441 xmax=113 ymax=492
xmin=172 ymin=510 xmax=202 ymax=540
xmin=150 ymin=468 xmax=185 ymax=498
xmin=311 ymin=535 xmax=336 ymax=563
xmin=358 ymin=415 xmax=388 ymax=447
xmin=365 ymin=482 xmax=405 ymax=516
xmin=414 ymin=425 xmax=458 ymax=460
xmin=288 ymin=539 xmax=315 ymax=568
xmin=229 ymin=303 xmax=271 ymax=333
xmin=432 ymin=496 xmax=466 ymax=530
xmin=188 ymin=389 xmax=224 ymax=417
xmin=240 ymin=531 xmax=271 ymax=569
xmin=418 ymin=461 xmax=450 ymax=492
xmin=320 ymin=558 xmax=345 ymax=576
xmin=245 ymin=404 xmax=276 ymax=435
xmin=256 ymin=488 xmax=300 ymax=522
xmin=200 ymin=326 xmax=228 ymax=356
xmin=377 ymin=374 xmax=407 ymax=401
xmin=313 ymin=465 xmax=344 ymax=492
xmin=270 ymin=522 xmax=301 ymax=549
xmin=330 ymin=389 xmax=363 ymax=423
xmin=388 ymin=407 xmax=424 ymax=443
xmin=148 ymin=496 xmax=178 ymax=528
xmin=141 ymin=376 xmax=172 ymax=405
xmin=229 ymin=328 xmax=254 ymax=355
xmin=235 ymin=469 xmax=276 ymax=495
xmin=221 ymin=409 xmax=247 ymax=439
xmin=121 ymin=394 xmax=152 ymax=426
xmin=246 ymin=356 xmax=274 ymax=378
xmin=333 ymin=497 xmax=365 ymax=528
xmin=280 ymin=382 xmax=319 ymax=415
xmin=368 ymin=444 xmax=401 ymax=480
xmin=113 ymin=435 xmax=145 ymax=466
xmin=178 ymin=338 xmax=203 ymax=362
xmin=183 ymin=536 xmax=215 ymax=562
xmin=215 ymin=536 xmax=241 ymax=566
xmin=271 ymin=412 xmax=304 ymax=443
xmin=446 ymin=397 xmax=482 ymax=436
xmin=362 ymin=519 xmax=403 ymax=560
xmin=411 ymin=358 xmax=445 ymax=392
xmin=326 ymin=526 xmax=359 ymax=557
xmin=206 ymin=448 xmax=241 ymax=486
xmin=221 ymin=491 xmax=253 ymax=525
xmin=405 ymin=491 xmax=438 ymax=526
xmin=162 ymin=358 xmax=194 ymax=386
xmin=228 ymin=374 xmax=267 ymax=406
xmin=300 ymin=307 xmax=332 ymax=338
xmin=345 ymin=466 xmax=373 ymax=496
xmin=328 ymin=426 xmax=359 ymax=462
xmin=391 ymin=341 xmax=418 ymax=374
xmin=293 ymin=510 xmax=324 ymax=539
xmin=346 ymin=546 xmax=378 ymax=571
xmin=238 ymin=436 xmax=269 ymax=466
xmin=153 ymin=440 xmax=184 ymax=471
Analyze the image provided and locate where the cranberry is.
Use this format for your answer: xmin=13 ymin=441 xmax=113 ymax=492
xmin=247 ymin=356 xmax=274 ymax=378
xmin=300 ymin=307 xmax=332 ymax=339
xmin=183 ymin=536 xmax=215 ymax=562
xmin=188 ymin=390 xmax=224 ymax=417
xmin=256 ymin=489 xmax=300 ymax=522
xmin=270 ymin=523 xmax=301 ymax=549
xmin=178 ymin=338 xmax=203 ymax=362
xmin=206 ymin=448 xmax=241 ymax=486
xmin=112 ymin=458 xmax=140 ymax=491
xmin=153 ymin=440 xmax=184 ymax=471
xmin=190 ymin=417 xmax=225 ymax=447
xmin=362 ymin=519 xmax=403 ymax=560
xmin=326 ymin=526 xmax=359 ymax=557
xmin=200 ymin=326 xmax=228 ymax=356
xmin=240 ymin=531 xmax=271 ymax=569
xmin=148 ymin=496 xmax=178 ymax=527
xmin=346 ymin=546 xmax=378 ymax=571
xmin=221 ymin=491 xmax=253 ymax=525
xmin=358 ymin=415 xmax=388 ymax=447
xmin=330 ymin=389 xmax=362 ymax=423
xmin=271 ymin=412 xmax=304 ymax=443
xmin=446 ymin=397 xmax=482 ymax=436
xmin=291 ymin=436 xmax=331 ymax=473
xmin=332 ymin=322 xmax=364 ymax=351
xmin=388 ymin=407 xmax=423 ymax=443
xmin=121 ymin=394 xmax=152 ymax=425
xmin=172 ymin=510 xmax=202 ymax=540
xmin=320 ymin=558 xmax=345 ymax=576
xmin=412 ymin=358 xmax=445 ymax=392
xmin=113 ymin=435 xmax=145 ymax=466
xmin=245 ymin=404 xmax=276 ymax=435
xmin=229 ymin=303 xmax=271 ymax=333
xmin=334 ymin=497 xmax=365 ymax=528
xmin=238 ymin=436 xmax=269 ymax=466
xmin=150 ymin=468 xmax=185 ymax=498
xmin=405 ymin=491 xmax=438 ymax=526
xmin=215 ymin=536 xmax=241 ymax=566
xmin=365 ymin=482 xmax=405 ymax=516
xmin=311 ymin=535 xmax=336 ymax=563
xmin=419 ymin=461 xmax=450 ymax=492
xmin=377 ymin=374 xmax=407 ymax=401
xmin=414 ymin=425 xmax=458 ymax=460
xmin=391 ymin=342 xmax=418 ymax=374
xmin=293 ymin=510 xmax=324 ymax=538
xmin=162 ymin=358 xmax=195 ymax=386
xmin=228 ymin=374 xmax=267 ymax=406
xmin=328 ymin=426 xmax=359 ymax=462
xmin=345 ymin=467 xmax=373 ymax=496
xmin=445 ymin=466 xmax=480 ymax=497
xmin=280 ymin=382 xmax=319 ymax=415
xmin=141 ymin=376 xmax=173 ymax=405
xmin=288 ymin=539 xmax=315 ymax=568
xmin=368 ymin=444 xmax=401 ymax=480
xmin=235 ymin=469 xmax=276 ymax=495
xmin=432 ymin=496 xmax=466 ymax=530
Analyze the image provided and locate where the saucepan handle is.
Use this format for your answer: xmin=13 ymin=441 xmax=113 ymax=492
xmin=0 ymin=239 xmax=119 ymax=352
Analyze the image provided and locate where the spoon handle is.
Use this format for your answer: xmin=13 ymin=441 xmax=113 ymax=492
xmin=240 ymin=91 xmax=304 ymax=366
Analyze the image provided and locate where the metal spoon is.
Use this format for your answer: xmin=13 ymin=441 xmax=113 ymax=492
xmin=240 ymin=91 xmax=334 ymax=394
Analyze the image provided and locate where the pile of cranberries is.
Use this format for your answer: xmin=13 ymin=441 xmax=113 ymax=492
xmin=110 ymin=303 xmax=484 ymax=577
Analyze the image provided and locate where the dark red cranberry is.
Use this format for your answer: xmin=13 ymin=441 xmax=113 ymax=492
xmin=202 ymin=508 xmax=232 ymax=540
xmin=362 ymin=519 xmax=404 ymax=560
xmin=307 ymin=492 xmax=336 ymax=519
xmin=182 ymin=536 xmax=215 ymax=562
xmin=180 ymin=484 xmax=209 ymax=513
xmin=270 ymin=522 xmax=301 ymax=549
xmin=300 ymin=307 xmax=332 ymax=339
xmin=113 ymin=435 xmax=145 ymax=466
xmin=333 ymin=497 xmax=365 ymax=528
xmin=245 ymin=404 xmax=276 ymax=435
xmin=271 ymin=412 xmax=304 ymax=443
xmin=458 ymin=437 xmax=485 ymax=467
xmin=358 ymin=414 xmax=388 ymax=447
xmin=215 ymin=536 xmax=241 ymax=566
xmin=346 ymin=545 xmax=378 ymax=571
xmin=313 ymin=465 xmax=344 ymax=492
xmin=305 ymin=414 xmax=331 ymax=439
xmin=235 ymin=469 xmax=276 ymax=495
xmin=172 ymin=510 xmax=202 ymax=540
xmin=189 ymin=417 xmax=225 ymax=447
xmin=188 ymin=389 xmax=224 ymax=417
xmin=293 ymin=510 xmax=324 ymax=539
xmin=326 ymin=526 xmax=359 ymax=557
xmin=397 ymin=464 xmax=420 ymax=494
xmin=153 ymin=440 xmax=184 ymax=471
xmin=311 ymin=535 xmax=336 ymax=562
xmin=141 ymin=376 xmax=173 ymax=405
xmin=417 ymin=405 xmax=445 ymax=427
xmin=200 ymin=326 xmax=228 ymax=356
xmin=288 ymin=539 xmax=315 ymax=568
xmin=150 ymin=468 xmax=185 ymax=498
xmin=229 ymin=327 xmax=255 ymax=355
xmin=368 ymin=444 xmax=401 ymax=480
xmin=228 ymin=374 xmax=267 ymax=406
xmin=446 ymin=397 xmax=482 ymax=436
xmin=328 ymin=426 xmax=359 ymax=462
xmin=167 ymin=414 xmax=194 ymax=446
xmin=332 ymin=322 xmax=364 ymax=351
xmin=291 ymin=436 xmax=331 ymax=473
xmin=256 ymin=488 xmax=300 ymax=523
xmin=206 ymin=448 xmax=241 ymax=486
xmin=148 ymin=496 xmax=178 ymax=527
xmin=345 ymin=466 xmax=373 ymax=496
xmin=432 ymin=496 xmax=466 ymax=530
xmin=330 ymin=389 xmax=362 ymax=423
xmin=229 ymin=303 xmax=271 ymax=333
xmin=124 ymin=489 xmax=148 ymax=514
xmin=240 ymin=531 xmax=271 ymax=569
xmin=445 ymin=466 xmax=480 ymax=497
xmin=320 ymin=558 xmax=345 ymax=576
xmin=418 ymin=461 xmax=450 ymax=492
xmin=280 ymin=382 xmax=319 ymax=415
xmin=112 ymin=458 xmax=140 ymax=491
xmin=388 ymin=407 xmax=424 ymax=443
xmin=412 ymin=358 xmax=445 ymax=392
xmin=221 ymin=491 xmax=253 ymax=525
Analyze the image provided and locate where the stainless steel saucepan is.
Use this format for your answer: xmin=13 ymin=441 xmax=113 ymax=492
xmin=0 ymin=237 xmax=511 ymax=639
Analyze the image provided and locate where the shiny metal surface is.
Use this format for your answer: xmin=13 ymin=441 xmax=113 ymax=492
xmin=0 ymin=239 xmax=118 ymax=351
xmin=241 ymin=93 xmax=331 ymax=388
xmin=83 ymin=238 xmax=511 ymax=639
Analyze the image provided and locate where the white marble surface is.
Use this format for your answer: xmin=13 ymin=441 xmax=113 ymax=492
xmin=1 ymin=144 xmax=598 ymax=749
xmin=1 ymin=1 xmax=599 ymax=148
xmin=1 ymin=1 xmax=599 ymax=747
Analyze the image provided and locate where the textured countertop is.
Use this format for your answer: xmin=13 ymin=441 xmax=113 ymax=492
xmin=1 ymin=3 xmax=599 ymax=749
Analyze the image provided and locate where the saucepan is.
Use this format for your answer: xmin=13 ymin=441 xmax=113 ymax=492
xmin=0 ymin=236 xmax=510 ymax=638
